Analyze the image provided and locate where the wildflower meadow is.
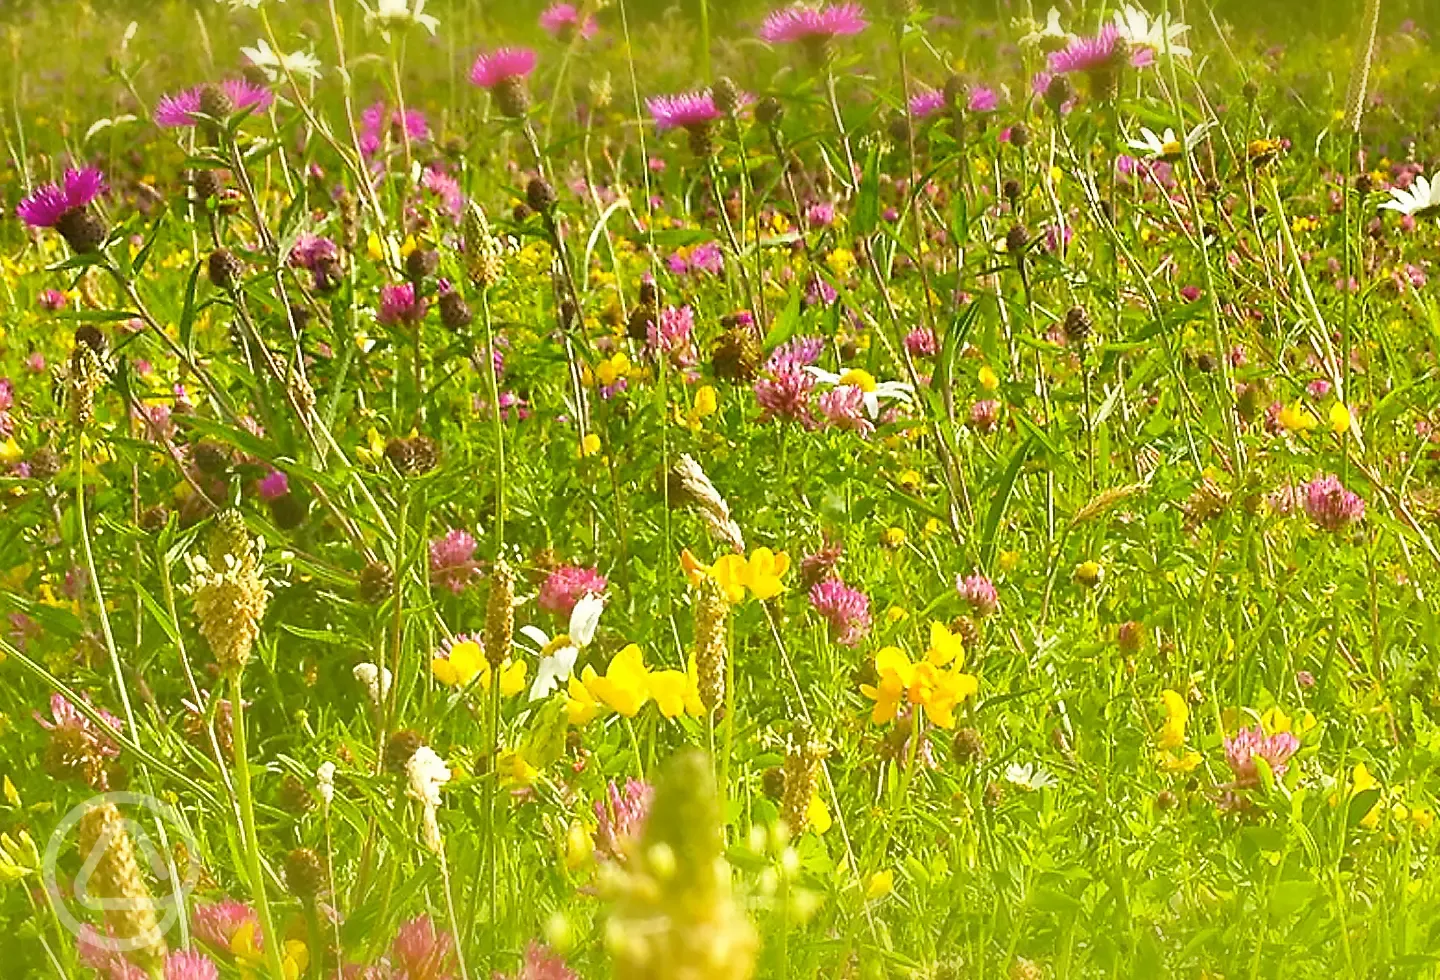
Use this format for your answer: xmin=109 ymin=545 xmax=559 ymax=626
xmin=2 ymin=0 xmax=1440 ymax=976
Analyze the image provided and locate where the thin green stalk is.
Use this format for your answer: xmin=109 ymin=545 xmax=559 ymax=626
xmin=230 ymin=672 xmax=289 ymax=980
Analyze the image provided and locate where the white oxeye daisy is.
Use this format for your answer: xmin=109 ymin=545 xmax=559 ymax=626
xmin=360 ymin=0 xmax=439 ymax=36
xmin=803 ymin=366 xmax=914 ymax=418
xmin=1113 ymin=4 xmax=1190 ymax=59
xmin=520 ymin=591 xmax=605 ymax=700
xmin=1379 ymin=172 xmax=1440 ymax=217
xmin=241 ymin=38 xmax=322 ymax=82
xmin=1003 ymin=762 xmax=1059 ymax=792
xmin=1020 ymin=8 xmax=1069 ymax=52
xmin=1127 ymin=123 xmax=1210 ymax=161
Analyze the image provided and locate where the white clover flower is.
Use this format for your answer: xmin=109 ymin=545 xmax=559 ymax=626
xmin=316 ymin=761 xmax=336 ymax=806
xmin=241 ymin=38 xmax=322 ymax=82
xmin=352 ymin=662 xmax=393 ymax=704
xmin=1379 ymin=172 xmax=1440 ymax=217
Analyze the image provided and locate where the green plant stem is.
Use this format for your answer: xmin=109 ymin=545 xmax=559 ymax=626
xmin=230 ymin=671 xmax=289 ymax=980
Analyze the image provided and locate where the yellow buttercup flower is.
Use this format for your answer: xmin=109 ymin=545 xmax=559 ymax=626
xmin=578 ymin=644 xmax=652 ymax=718
xmin=860 ymin=642 xmax=977 ymax=730
xmin=681 ymin=547 xmax=790 ymax=604
xmin=1278 ymin=402 xmax=1318 ymax=433
xmin=746 ymin=547 xmax=791 ymax=600
xmin=579 ymin=433 xmax=603 ymax=458
xmin=1158 ymin=690 xmax=1188 ymax=750
xmin=978 ymin=365 xmax=999 ymax=391
xmin=649 ymin=656 xmax=705 ymax=719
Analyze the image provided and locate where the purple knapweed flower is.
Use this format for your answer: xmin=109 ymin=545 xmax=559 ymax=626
xmin=1303 ymin=474 xmax=1365 ymax=532
xmin=1224 ymin=725 xmax=1300 ymax=788
xmin=16 ymin=167 xmax=107 ymax=228
xmin=540 ymin=2 xmax=598 ymax=41
xmin=469 ymin=47 xmax=537 ymax=89
xmin=422 ymin=165 xmax=464 ymax=220
xmin=538 ymin=564 xmax=608 ymax=616
xmin=647 ymin=89 xmax=722 ymax=131
xmin=968 ymin=85 xmax=999 ymax=112
xmin=429 ymin=529 xmax=481 ymax=594
xmin=809 ymin=577 xmax=871 ymax=645
xmin=908 ymin=88 xmax=946 ymax=119
xmin=154 ymin=79 xmax=272 ymax=128
xmin=759 ymin=2 xmax=868 ymax=44
xmin=256 ymin=469 xmax=289 ymax=501
xmin=359 ymin=102 xmax=430 ymax=158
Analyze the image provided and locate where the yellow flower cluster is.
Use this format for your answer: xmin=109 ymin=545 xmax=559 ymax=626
xmin=566 ymin=644 xmax=702 ymax=724
xmin=431 ymin=637 xmax=527 ymax=695
xmin=681 ymin=547 xmax=789 ymax=604
xmin=860 ymin=623 xmax=978 ymax=730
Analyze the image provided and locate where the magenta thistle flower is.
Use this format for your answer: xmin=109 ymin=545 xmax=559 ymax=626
xmin=908 ymin=88 xmax=946 ymax=120
xmin=192 ymin=900 xmax=261 ymax=954
xmin=359 ymin=102 xmax=430 ymax=158
xmin=758 ymin=2 xmax=868 ymax=44
xmin=469 ymin=47 xmax=537 ymax=89
xmin=538 ymin=564 xmax=608 ymax=616
xmin=390 ymin=915 xmax=458 ymax=980
xmin=647 ymin=90 xmax=723 ymax=131
xmin=1048 ymin=26 xmax=1124 ymax=74
xmin=422 ymin=165 xmax=464 ymax=220
xmin=256 ymin=468 xmax=289 ymax=501
xmin=809 ymin=577 xmax=871 ymax=646
xmin=16 ymin=167 xmax=107 ymax=228
xmin=1303 ymin=474 xmax=1365 ymax=532
xmin=1224 ymin=725 xmax=1300 ymax=788
xmin=956 ymin=572 xmax=999 ymax=617
xmin=154 ymin=79 xmax=273 ymax=128
xmin=968 ymin=85 xmax=999 ymax=112
xmin=378 ymin=282 xmax=427 ymax=327
xmin=540 ymin=2 xmax=598 ymax=41
xmin=429 ymin=530 xmax=481 ymax=594
xmin=594 ymin=778 xmax=653 ymax=861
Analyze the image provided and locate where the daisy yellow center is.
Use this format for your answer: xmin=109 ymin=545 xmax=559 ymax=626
xmin=838 ymin=368 xmax=877 ymax=392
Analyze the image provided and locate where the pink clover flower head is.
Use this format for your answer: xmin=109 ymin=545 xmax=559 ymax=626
xmin=908 ymin=88 xmax=945 ymax=120
xmin=594 ymin=778 xmax=653 ymax=861
xmin=540 ymin=3 xmax=598 ymax=41
xmin=16 ymin=168 xmax=108 ymax=228
xmin=1224 ymin=725 xmax=1300 ymax=788
xmin=39 ymin=288 xmax=68 ymax=311
xmin=165 ymin=951 xmax=221 ymax=980
xmin=759 ymin=2 xmax=868 ymax=44
xmin=379 ymin=282 xmax=427 ymax=327
xmin=904 ymin=327 xmax=938 ymax=357
xmin=647 ymin=89 xmax=722 ymax=131
xmin=469 ymin=47 xmax=537 ymax=89
xmin=429 ymin=529 xmax=481 ymax=594
xmin=805 ymin=201 xmax=837 ymax=228
xmin=538 ymin=564 xmax=608 ymax=616
xmin=290 ymin=232 xmax=339 ymax=272
xmin=390 ymin=914 xmax=458 ymax=980
xmin=1303 ymin=474 xmax=1365 ymax=532
xmin=818 ymin=384 xmax=874 ymax=436
xmin=755 ymin=366 xmax=817 ymax=426
xmin=647 ymin=305 xmax=697 ymax=366
xmin=34 ymin=692 xmax=123 ymax=755
xmin=154 ymin=79 xmax=273 ymax=128
xmin=969 ymin=399 xmax=1000 ymax=433
xmin=422 ymin=165 xmax=464 ymax=220
xmin=78 ymin=925 xmax=146 ymax=980
xmin=956 ymin=572 xmax=999 ymax=617
xmin=192 ymin=900 xmax=261 ymax=954
xmin=809 ymin=577 xmax=871 ymax=645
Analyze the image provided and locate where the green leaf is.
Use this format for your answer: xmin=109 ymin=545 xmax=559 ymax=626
xmin=1346 ymin=788 xmax=1382 ymax=828
xmin=762 ymin=284 xmax=803 ymax=349
xmin=980 ymin=436 xmax=1033 ymax=569
xmin=852 ymin=141 xmax=882 ymax=238
xmin=177 ymin=260 xmax=203 ymax=359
